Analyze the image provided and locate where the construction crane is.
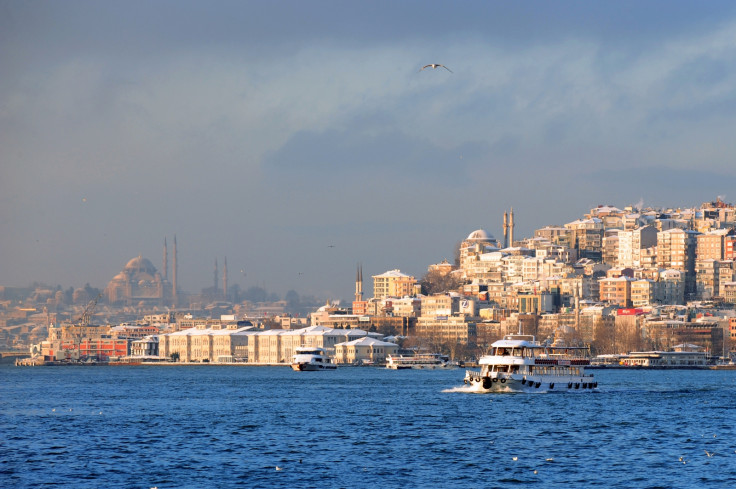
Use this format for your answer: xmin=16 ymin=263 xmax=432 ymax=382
xmin=76 ymin=293 xmax=103 ymax=327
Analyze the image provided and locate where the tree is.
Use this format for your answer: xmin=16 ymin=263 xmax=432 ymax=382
xmin=285 ymin=290 xmax=300 ymax=309
xmin=420 ymin=269 xmax=464 ymax=295
xmin=244 ymin=286 xmax=267 ymax=303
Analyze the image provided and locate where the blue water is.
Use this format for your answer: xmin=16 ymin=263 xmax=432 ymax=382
xmin=1 ymin=366 xmax=735 ymax=489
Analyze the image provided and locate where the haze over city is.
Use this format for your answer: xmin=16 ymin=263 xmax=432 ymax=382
xmin=3 ymin=1 xmax=736 ymax=298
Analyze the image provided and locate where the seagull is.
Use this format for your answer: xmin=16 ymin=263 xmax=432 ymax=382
xmin=420 ymin=63 xmax=453 ymax=73
xmin=512 ymin=456 xmax=518 ymax=461
xmin=275 ymin=466 xmax=282 ymax=471
xmin=704 ymin=450 xmax=714 ymax=458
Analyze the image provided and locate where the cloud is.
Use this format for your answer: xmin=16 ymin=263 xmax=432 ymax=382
xmin=262 ymin=123 xmax=487 ymax=186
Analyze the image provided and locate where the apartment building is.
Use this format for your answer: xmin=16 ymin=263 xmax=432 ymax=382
xmin=599 ymin=276 xmax=632 ymax=307
xmin=372 ymin=269 xmax=417 ymax=299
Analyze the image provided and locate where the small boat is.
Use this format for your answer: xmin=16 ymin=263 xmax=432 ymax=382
xmin=291 ymin=347 xmax=337 ymax=371
xmin=464 ymin=332 xmax=597 ymax=392
xmin=386 ymin=353 xmax=454 ymax=370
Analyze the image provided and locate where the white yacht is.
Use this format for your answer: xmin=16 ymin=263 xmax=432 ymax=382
xmin=387 ymin=353 xmax=453 ymax=370
xmin=291 ymin=347 xmax=337 ymax=371
xmin=464 ymin=333 xmax=597 ymax=392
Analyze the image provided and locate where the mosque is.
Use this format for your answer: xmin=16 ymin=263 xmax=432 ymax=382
xmin=104 ymin=237 xmax=178 ymax=307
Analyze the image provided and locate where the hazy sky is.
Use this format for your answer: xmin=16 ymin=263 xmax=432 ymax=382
xmin=3 ymin=1 xmax=736 ymax=300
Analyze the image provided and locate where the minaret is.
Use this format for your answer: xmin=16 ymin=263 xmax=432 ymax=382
xmin=355 ymin=264 xmax=363 ymax=303
xmin=214 ymin=258 xmax=219 ymax=292
xmin=163 ymin=237 xmax=168 ymax=281
xmin=223 ymin=257 xmax=228 ymax=300
xmin=172 ymin=235 xmax=178 ymax=306
xmin=509 ymin=207 xmax=515 ymax=247
xmin=503 ymin=211 xmax=509 ymax=248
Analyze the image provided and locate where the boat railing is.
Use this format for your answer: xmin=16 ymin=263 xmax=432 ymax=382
xmin=465 ymin=368 xmax=482 ymax=379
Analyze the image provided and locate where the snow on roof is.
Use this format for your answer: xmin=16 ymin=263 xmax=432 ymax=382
xmin=373 ymin=269 xmax=413 ymax=278
xmin=335 ymin=337 xmax=397 ymax=347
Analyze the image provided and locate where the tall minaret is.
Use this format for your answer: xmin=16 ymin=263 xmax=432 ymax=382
xmin=214 ymin=258 xmax=219 ymax=292
xmin=163 ymin=237 xmax=168 ymax=281
xmin=355 ymin=263 xmax=363 ymax=303
xmin=503 ymin=211 xmax=509 ymax=248
xmin=509 ymin=207 xmax=515 ymax=247
xmin=223 ymin=257 xmax=228 ymax=300
xmin=172 ymin=235 xmax=178 ymax=306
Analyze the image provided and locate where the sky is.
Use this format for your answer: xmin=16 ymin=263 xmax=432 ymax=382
xmin=3 ymin=1 xmax=736 ymax=301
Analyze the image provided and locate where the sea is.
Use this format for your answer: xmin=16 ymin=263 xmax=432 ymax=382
xmin=1 ymin=365 xmax=735 ymax=489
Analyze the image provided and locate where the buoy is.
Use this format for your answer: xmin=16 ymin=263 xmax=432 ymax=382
xmin=500 ymin=378 xmax=506 ymax=384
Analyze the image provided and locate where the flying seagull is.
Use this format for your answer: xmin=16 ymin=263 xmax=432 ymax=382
xmin=420 ymin=63 xmax=453 ymax=73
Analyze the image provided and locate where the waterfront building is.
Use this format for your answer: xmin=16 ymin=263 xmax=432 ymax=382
xmin=158 ymin=324 xmax=255 ymax=362
xmin=131 ymin=335 xmax=158 ymax=357
xmin=239 ymin=325 xmax=378 ymax=364
xmin=333 ymin=337 xmax=399 ymax=364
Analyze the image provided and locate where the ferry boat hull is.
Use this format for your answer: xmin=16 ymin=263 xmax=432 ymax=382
xmin=464 ymin=370 xmax=598 ymax=393
xmin=291 ymin=362 xmax=336 ymax=371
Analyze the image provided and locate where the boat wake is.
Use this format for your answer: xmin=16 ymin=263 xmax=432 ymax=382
xmin=442 ymin=385 xmax=486 ymax=394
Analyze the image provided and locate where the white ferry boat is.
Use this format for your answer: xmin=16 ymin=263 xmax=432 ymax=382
xmin=291 ymin=347 xmax=337 ymax=371
xmin=386 ymin=353 xmax=453 ymax=370
xmin=464 ymin=333 xmax=597 ymax=392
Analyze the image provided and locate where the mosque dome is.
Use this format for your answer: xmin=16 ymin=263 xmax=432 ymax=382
xmin=466 ymin=229 xmax=494 ymax=242
xmin=125 ymin=256 xmax=157 ymax=275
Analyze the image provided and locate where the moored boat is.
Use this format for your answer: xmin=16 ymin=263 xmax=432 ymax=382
xmin=291 ymin=347 xmax=337 ymax=371
xmin=386 ymin=353 xmax=454 ymax=370
xmin=464 ymin=333 xmax=597 ymax=392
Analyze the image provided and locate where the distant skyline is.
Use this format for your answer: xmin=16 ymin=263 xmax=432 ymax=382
xmin=3 ymin=1 xmax=736 ymax=298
